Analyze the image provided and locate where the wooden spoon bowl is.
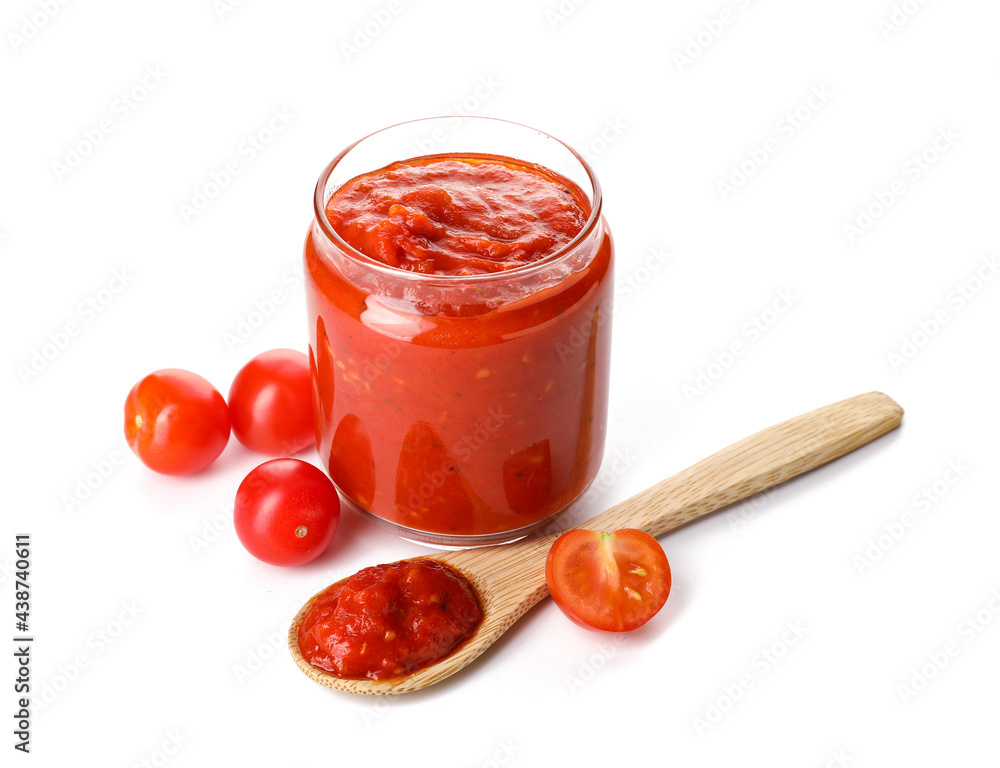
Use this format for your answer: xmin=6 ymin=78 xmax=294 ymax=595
xmin=289 ymin=391 xmax=903 ymax=695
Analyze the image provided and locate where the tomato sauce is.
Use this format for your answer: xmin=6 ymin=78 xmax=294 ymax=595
xmin=305 ymin=152 xmax=613 ymax=543
xmin=324 ymin=157 xmax=589 ymax=275
xmin=296 ymin=559 xmax=482 ymax=680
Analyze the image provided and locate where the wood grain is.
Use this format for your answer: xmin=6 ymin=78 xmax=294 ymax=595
xmin=288 ymin=391 xmax=903 ymax=695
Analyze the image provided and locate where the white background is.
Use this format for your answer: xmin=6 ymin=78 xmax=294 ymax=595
xmin=3 ymin=0 xmax=999 ymax=765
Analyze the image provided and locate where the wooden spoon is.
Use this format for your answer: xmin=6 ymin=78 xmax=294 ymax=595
xmin=289 ymin=391 xmax=903 ymax=695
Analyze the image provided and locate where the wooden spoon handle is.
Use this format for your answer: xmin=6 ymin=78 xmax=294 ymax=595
xmin=581 ymin=391 xmax=903 ymax=538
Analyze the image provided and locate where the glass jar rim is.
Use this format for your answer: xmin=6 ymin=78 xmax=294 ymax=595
xmin=311 ymin=116 xmax=604 ymax=286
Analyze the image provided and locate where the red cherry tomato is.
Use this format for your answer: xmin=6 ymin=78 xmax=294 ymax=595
xmin=545 ymin=528 xmax=671 ymax=632
xmin=124 ymin=369 xmax=230 ymax=475
xmin=234 ymin=459 xmax=340 ymax=566
xmin=228 ymin=348 xmax=314 ymax=455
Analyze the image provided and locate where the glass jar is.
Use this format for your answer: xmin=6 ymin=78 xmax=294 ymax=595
xmin=304 ymin=117 xmax=614 ymax=546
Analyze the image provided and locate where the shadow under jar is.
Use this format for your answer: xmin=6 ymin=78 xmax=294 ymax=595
xmin=304 ymin=117 xmax=614 ymax=547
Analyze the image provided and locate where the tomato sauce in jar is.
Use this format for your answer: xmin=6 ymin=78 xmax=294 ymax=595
xmin=305 ymin=118 xmax=613 ymax=545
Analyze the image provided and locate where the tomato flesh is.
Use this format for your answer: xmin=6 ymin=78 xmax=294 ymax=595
xmin=124 ymin=368 xmax=230 ymax=475
xmin=234 ymin=459 xmax=340 ymax=566
xmin=545 ymin=528 xmax=671 ymax=632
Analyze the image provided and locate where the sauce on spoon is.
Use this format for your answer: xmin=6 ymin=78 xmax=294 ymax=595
xmin=296 ymin=559 xmax=482 ymax=681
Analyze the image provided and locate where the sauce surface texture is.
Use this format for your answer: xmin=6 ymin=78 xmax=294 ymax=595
xmin=297 ymin=560 xmax=482 ymax=680
xmin=325 ymin=156 xmax=589 ymax=275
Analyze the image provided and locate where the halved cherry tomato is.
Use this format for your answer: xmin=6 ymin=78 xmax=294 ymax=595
xmin=234 ymin=458 xmax=340 ymax=566
xmin=228 ymin=348 xmax=314 ymax=455
xmin=124 ymin=369 xmax=230 ymax=475
xmin=545 ymin=528 xmax=671 ymax=632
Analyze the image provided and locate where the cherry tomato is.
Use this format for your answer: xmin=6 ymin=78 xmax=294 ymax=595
xmin=234 ymin=459 xmax=340 ymax=566
xmin=228 ymin=348 xmax=314 ymax=455
xmin=124 ymin=369 xmax=230 ymax=475
xmin=545 ymin=528 xmax=671 ymax=632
